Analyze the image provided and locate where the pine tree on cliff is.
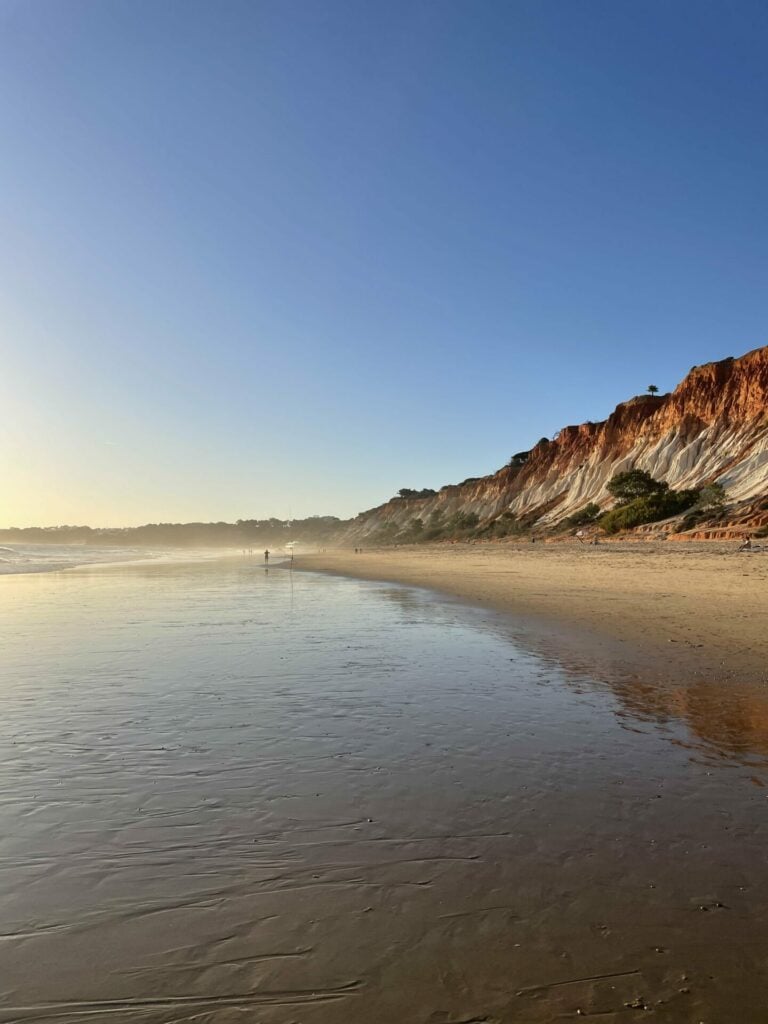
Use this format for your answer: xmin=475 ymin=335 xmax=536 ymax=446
xmin=647 ymin=384 xmax=659 ymax=396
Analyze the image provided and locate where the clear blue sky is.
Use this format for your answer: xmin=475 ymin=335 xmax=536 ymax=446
xmin=1 ymin=0 xmax=767 ymax=526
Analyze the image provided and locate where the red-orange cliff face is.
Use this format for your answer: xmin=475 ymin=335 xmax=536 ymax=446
xmin=348 ymin=346 xmax=768 ymax=541
xmin=654 ymin=347 xmax=768 ymax=429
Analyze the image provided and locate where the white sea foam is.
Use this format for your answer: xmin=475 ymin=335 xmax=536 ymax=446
xmin=0 ymin=544 xmax=266 ymax=575
xmin=0 ymin=544 xmax=158 ymax=575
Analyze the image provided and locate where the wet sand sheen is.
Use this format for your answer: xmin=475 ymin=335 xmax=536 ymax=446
xmin=296 ymin=542 xmax=768 ymax=683
xmin=1 ymin=559 xmax=767 ymax=1022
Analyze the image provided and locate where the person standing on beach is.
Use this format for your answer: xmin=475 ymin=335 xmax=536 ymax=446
xmin=264 ymin=549 xmax=269 ymax=564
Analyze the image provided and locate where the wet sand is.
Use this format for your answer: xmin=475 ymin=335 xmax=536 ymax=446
xmin=297 ymin=542 xmax=768 ymax=683
xmin=2 ymin=558 xmax=768 ymax=1022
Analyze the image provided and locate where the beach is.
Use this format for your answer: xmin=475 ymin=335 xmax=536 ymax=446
xmin=3 ymin=555 xmax=768 ymax=1022
xmin=297 ymin=541 xmax=768 ymax=683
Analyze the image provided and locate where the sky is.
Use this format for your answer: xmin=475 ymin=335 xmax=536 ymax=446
xmin=1 ymin=0 xmax=767 ymax=527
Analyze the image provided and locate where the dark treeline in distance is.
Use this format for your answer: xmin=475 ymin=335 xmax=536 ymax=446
xmin=0 ymin=516 xmax=347 ymax=548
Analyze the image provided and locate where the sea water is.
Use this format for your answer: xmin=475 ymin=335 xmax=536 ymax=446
xmin=1 ymin=558 xmax=767 ymax=1022
xmin=0 ymin=544 xmax=157 ymax=575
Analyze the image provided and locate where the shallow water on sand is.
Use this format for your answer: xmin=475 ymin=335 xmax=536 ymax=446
xmin=1 ymin=559 xmax=767 ymax=1023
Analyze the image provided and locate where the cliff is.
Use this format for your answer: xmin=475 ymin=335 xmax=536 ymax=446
xmin=346 ymin=345 xmax=768 ymax=542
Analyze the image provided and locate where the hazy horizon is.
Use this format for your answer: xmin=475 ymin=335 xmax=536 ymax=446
xmin=0 ymin=513 xmax=345 ymax=531
xmin=3 ymin=0 xmax=767 ymax=528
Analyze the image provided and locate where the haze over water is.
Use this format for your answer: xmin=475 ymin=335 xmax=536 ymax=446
xmin=1 ymin=558 xmax=767 ymax=1022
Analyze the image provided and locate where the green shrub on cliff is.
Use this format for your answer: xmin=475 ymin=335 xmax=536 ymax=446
xmin=697 ymin=483 xmax=727 ymax=509
xmin=606 ymin=469 xmax=667 ymax=504
xmin=396 ymin=488 xmax=437 ymax=500
xmin=599 ymin=488 xmax=699 ymax=534
xmin=420 ymin=509 xmax=446 ymax=541
xmin=566 ymin=503 xmax=601 ymax=526
xmin=446 ymin=510 xmax=479 ymax=531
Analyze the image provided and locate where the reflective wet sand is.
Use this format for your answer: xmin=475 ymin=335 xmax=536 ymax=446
xmin=297 ymin=543 xmax=768 ymax=684
xmin=1 ymin=560 xmax=767 ymax=1022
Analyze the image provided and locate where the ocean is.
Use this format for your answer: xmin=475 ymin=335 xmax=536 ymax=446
xmin=0 ymin=543 xmax=159 ymax=575
xmin=1 ymin=557 xmax=767 ymax=1022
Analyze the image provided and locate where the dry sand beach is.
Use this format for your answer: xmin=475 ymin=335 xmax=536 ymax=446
xmin=297 ymin=541 xmax=768 ymax=683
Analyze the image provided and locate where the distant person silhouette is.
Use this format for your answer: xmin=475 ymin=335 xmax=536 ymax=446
xmin=264 ymin=549 xmax=270 ymax=564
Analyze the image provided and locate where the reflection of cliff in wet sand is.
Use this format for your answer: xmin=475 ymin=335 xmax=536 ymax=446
xmin=296 ymin=536 xmax=768 ymax=679
xmin=296 ymin=541 xmax=768 ymax=682
xmin=374 ymin=567 xmax=768 ymax=765
xmin=607 ymin=675 xmax=768 ymax=766
xmin=298 ymin=543 xmax=768 ymax=777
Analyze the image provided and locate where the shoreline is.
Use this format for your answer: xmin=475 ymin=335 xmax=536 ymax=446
xmin=296 ymin=541 xmax=768 ymax=684
xmin=0 ymin=547 xmax=256 ymax=578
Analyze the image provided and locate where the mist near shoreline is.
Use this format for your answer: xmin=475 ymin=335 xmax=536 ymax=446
xmin=0 ymin=540 xmax=319 ymax=576
xmin=0 ymin=516 xmax=345 ymax=550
